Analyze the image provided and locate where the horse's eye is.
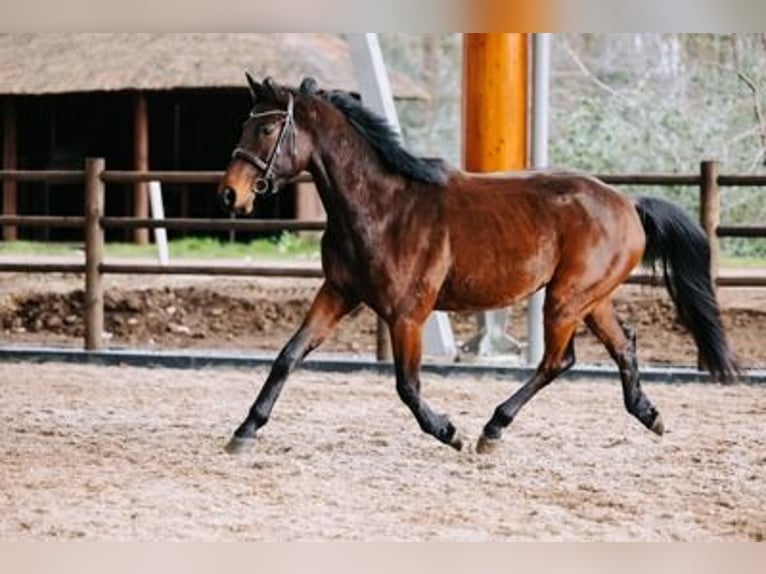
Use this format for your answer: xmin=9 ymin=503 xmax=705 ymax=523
xmin=260 ymin=123 xmax=277 ymax=136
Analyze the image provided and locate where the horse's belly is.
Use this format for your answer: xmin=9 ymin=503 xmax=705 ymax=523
xmin=434 ymin=261 xmax=549 ymax=312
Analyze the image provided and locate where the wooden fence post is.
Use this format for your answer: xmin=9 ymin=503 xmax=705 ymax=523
xmin=133 ymin=92 xmax=149 ymax=245
xmin=699 ymin=160 xmax=721 ymax=371
xmin=84 ymin=157 xmax=105 ymax=350
xmin=2 ymin=98 xmax=18 ymax=242
xmin=700 ymin=160 xmax=721 ymax=281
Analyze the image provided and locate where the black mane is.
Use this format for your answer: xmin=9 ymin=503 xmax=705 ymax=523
xmin=322 ymin=90 xmax=451 ymax=186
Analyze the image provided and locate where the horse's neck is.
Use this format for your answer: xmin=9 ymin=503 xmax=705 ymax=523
xmin=308 ymin=143 xmax=399 ymax=225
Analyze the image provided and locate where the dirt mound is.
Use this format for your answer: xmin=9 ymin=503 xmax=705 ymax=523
xmin=0 ymin=283 xmax=377 ymax=353
xmin=2 ymin=286 xmax=312 ymax=346
xmin=1 ymin=281 xmax=764 ymax=368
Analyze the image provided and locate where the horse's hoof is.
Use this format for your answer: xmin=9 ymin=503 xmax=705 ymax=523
xmin=449 ymin=431 xmax=466 ymax=452
xmin=650 ymin=414 xmax=665 ymax=436
xmin=475 ymin=435 xmax=501 ymax=454
xmin=224 ymin=435 xmax=256 ymax=455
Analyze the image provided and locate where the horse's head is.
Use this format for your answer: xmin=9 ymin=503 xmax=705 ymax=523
xmin=218 ymin=74 xmax=312 ymax=215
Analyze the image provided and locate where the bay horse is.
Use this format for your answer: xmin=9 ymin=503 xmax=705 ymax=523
xmin=218 ymin=74 xmax=738 ymax=454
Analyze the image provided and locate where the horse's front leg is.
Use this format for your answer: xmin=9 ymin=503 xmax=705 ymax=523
xmin=390 ymin=317 xmax=465 ymax=451
xmin=225 ymin=282 xmax=357 ymax=454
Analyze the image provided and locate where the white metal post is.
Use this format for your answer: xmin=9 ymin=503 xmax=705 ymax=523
xmin=347 ymin=33 xmax=457 ymax=360
xmin=526 ymin=33 xmax=551 ymax=365
xmin=148 ymin=181 xmax=169 ymax=266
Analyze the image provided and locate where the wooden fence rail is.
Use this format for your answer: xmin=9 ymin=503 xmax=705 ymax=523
xmin=1 ymin=158 xmax=765 ymax=352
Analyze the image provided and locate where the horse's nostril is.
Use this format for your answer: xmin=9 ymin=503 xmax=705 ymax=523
xmin=219 ymin=187 xmax=236 ymax=210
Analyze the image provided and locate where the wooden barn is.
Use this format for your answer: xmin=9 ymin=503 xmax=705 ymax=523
xmin=0 ymin=33 xmax=425 ymax=243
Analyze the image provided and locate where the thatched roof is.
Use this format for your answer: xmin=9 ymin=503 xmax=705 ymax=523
xmin=0 ymin=33 xmax=427 ymax=98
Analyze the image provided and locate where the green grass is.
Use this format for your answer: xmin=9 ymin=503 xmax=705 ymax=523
xmin=721 ymin=255 xmax=766 ymax=268
xmin=0 ymin=234 xmax=322 ymax=260
xmin=165 ymin=235 xmax=321 ymax=259
xmin=2 ymin=237 xmax=764 ymax=267
xmin=0 ymin=240 xmax=78 ymax=256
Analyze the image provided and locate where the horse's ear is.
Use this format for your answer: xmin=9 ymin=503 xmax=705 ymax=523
xmin=245 ymin=72 xmax=261 ymax=102
xmin=262 ymin=76 xmax=282 ymax=102
xmin=299 ymin=77 xmax=318 ymax=95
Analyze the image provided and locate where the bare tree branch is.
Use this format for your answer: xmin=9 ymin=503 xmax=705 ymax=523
xmin=562 ymin=37 xmax=618 ymax=98
xmin=732 ymin=34 xmax=766 ymax=167
xmin=736 ymin=70 xmax=766 ymax=158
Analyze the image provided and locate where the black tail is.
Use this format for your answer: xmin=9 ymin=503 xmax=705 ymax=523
xmin=634 ymin=196 xmax=738 ymax=381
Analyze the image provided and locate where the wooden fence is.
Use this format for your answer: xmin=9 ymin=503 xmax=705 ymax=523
xmin=1 ymin=158 xmax=765 ymax=353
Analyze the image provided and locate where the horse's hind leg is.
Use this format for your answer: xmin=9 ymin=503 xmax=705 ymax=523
xmin=585 ymin=300 xmax=664 ymax=435
xmin=225 ymin=282 xmax=357 ymax=454
xmin=390 ymin=317 xmax=465 ymax=451
xmin=476 ymin=308 xmax=579 ymax=454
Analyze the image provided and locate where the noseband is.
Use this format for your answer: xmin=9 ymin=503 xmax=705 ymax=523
xmin=231 ymin=92 xmax=296 ymax=197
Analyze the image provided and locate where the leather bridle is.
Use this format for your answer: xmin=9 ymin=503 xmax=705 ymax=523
xmin=230 ymin=92 xmax=296 ymax=197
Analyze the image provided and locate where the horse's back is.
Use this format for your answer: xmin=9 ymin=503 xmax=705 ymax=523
xmin=448 ymin=169 xmax=642 ymax=246
xmin=434 ymin=170 xmax=644 ymax=311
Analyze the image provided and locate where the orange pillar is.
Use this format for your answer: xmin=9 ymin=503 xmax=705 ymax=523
xmin=463 ymin=33 xmax=528 ymax=172
xmin=462 ymin=33 xmax=529 ymax=358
